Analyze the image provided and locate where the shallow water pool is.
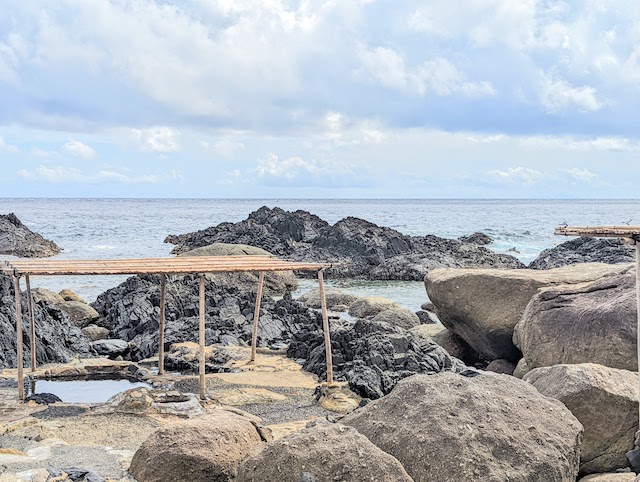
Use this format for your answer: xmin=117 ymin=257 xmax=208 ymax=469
xmin=30 ymin=378 xmax=151 ymax=404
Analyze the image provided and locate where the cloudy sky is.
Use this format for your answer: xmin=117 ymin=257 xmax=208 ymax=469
xmin=1 ymin=0 xmax=639 ymax=198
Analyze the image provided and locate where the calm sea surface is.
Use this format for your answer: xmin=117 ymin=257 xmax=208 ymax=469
xmin=1 ymin=199 xmax=639 ymax=310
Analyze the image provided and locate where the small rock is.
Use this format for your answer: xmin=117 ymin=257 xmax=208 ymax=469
xmin=91 ymin=339 xmax=129 ymax=358
xmin=371 ymin=307 xmax=420 ymax=330
xmin=348 ymin=297 xmax=401 ymax=318
xmin=59 ymin=289 xmax=85 ymax=303
xmin=25 ymin=393 xmax=63 ymax=405
xmin=485 ymin=359 xmax=516 ymax=375
xmin=60 ymin=301 xmax=99 ymax=327
xmin=82 ymin=325 xmax=110 ymax=342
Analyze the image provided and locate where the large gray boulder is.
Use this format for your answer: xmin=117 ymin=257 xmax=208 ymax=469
xmin=179 ymin=242 xmax=297 ymax=295
xmin=371 ymin=307 xmax=421 ymax=330
xmin=425 ymin=263 xmax=631 ymax=361
xmin=59 ymin=300 xmax=100 ymax=327
xmin=514 ymin=270 xmax=637 ymax=371
xmin=237 ymin=421 xmax=414 ymax=482
xmin=524 ymin=363 xmax=638 ymax=474
xmin=343 ymin=372 xmax=583 ymax=482
xmin=0 ymin=213 xmax=61 ymax=257
xmin=129 ymin=410 xmax=266 ymax=482
xmin=297 ymin=286 xmax=359 ymax=310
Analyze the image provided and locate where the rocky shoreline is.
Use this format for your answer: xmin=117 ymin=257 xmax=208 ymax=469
xmin=2 ymin=210 xmax=640 ymax=481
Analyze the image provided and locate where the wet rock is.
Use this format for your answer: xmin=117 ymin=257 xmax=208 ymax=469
xmin=25 ymin=393 xmax=63 ymax=404
xmin=237 ymin=420 xmax=413 ymax=482
xmin=343 ymin=372 xmax=583 ymax=482
xmin=179 ymin=242 xmax=298 ymax=295
xmin=425 ymin=263 xmax=631 ymax=362
xmin=165 ymin=207 xmax=524 ymax=280
xmin=524 ymin=363 xmax=638 ymax=474
xmin=459 ymin=232 xmax=493 ymax=245
xmin=90 ymin=339 xmax=128 ymax=358
xmin=91 ymin=274 xmax=321 ymax=362
xmin=0 ymin=274 xmax=93 ymax=369
xmin=288 ymin=318 xmax=466 ymax=399
xmin=297 ymin=287 xmax=359 ymax=310
xmin=514 ymin=270 xmax=638 ymax=371
xmin=129 ymin=410 xmax=265 ymax=482
xmin=415 ymin=309 xmax=437 ymax=324
xmin=81 ymin=325 xmax=110 ymax=342
xmin=530 ymin=237 xmax=635 ymax=270
xmin=59 ymin=301 xmax=99 ymax=327
xmin=0 ymin=213 xmax=61 ymax=257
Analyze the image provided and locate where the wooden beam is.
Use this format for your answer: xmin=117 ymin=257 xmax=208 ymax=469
xmin=250 ymin=272 xmax=265 ymax=362
xmin=198 ymin=274 xmax=206 ymax=400
xmin=555 ymin=226 xmax=640 ymax=240
xmin=25 ymin=275 xmax=37 ymax=372
xmin=158 ymin=274 xmax=166 ymax=376
xmin=13 ymin=276 xmax=24 ymax=401
xmin=318 ymin=269 xmax=333 ymax=384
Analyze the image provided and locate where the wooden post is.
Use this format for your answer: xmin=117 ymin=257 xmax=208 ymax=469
xmin=25 ymin=275 xmax=37 ymax=372
xmin=158 ymin=274 xmax=166 ymax=376
xmin=318 ymin=269 xmax=333 ymax=384
xmin=13 ymin=276 xmax=25 ymax=401
xmin=636 ymin=243 xmax=640 ymax=427
xmin=199 ymin=274 xmax=206 ymax=400
xmin=250 ymin=272 xmax=265 ymax=362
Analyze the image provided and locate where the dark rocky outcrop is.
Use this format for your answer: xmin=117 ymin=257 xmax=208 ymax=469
xmin=0 ymin=213 xmax=61 ymax=257
xmin=164 ymin=207 xmax=524 ymax=280
xmin=0 ymin=274 xmax=93 ymax=369
xmin=530 ymin=237 xmax=635 ymax=269
xmin=459 ymin=232 xmax=493 ymax=245
xmin=91 ymin=274 xmax=322 ymax=362
xmin=237 ymin=420 xmax=414 ymax=482
xmin=343 ymin=372 xmax=583 ymax=482
xmin=514 ymin=270 xmax=638 ymax=371
xmin=288 ymin=318 xmax=466 ymax=399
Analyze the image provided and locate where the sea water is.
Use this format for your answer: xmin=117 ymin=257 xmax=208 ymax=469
xmin=1 ymin=198 xmax=639 ymax=311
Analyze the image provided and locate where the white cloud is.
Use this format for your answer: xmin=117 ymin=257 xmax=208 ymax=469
xmin=488 ymin=167 xmax=545 ymax=185
xmin=561 ymin=168 xmax=597 ymax=183
xmin=17 ymin=165 xmax=181 ymax=184
xmin=357 ymin=47 xmax=496 ymax=98
xmin=519 ymin=136 xmax=640 ymax=151
xmin=255 ymin=153 xmax=319 ymax=181
xmin=213 ymin=138 xmax=245 ymax=158
xmin=63 ymin=140 xmax=96 ymax=159
xmin=130 ymin=127 xmax=180 ymax=152
xmin=0 ymin=136 xmax=18 ymax=153
xmin=539 ymin=73 xmax=603 ymax=113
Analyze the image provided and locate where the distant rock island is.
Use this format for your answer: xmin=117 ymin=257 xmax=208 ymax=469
xmin=0 ymin=213 xmax=61 ymax=258
xmin=165 ymin=206 xmax=524 ymax=280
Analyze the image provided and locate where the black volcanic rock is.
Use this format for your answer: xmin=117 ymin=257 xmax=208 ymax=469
xmin=459 ymin=232 xmax=493 ymax=245
xmin=0 ymin=213 xmax=61 ymax=258
xmin=0 ymin=274 xmax=92 ymax=369
xmin=91 ymin=274 xmax=322 ymax=362
xmin=529 ymin=236 xmax=635 ymax=269
xmin=288 ymin=317 xmax=466 ymax=399
xmin=165 ymin=207 xmax=524 ymax=280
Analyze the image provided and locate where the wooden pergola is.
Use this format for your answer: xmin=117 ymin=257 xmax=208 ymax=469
xmin=555 ymin=226 xmax=640 ymax=425
xmin=1 ymin=255 xmax=334 ymax=401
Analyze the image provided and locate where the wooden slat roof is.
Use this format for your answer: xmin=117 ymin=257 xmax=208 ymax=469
xmin=555 ymin=226 xmax=640 ymax=241
xmin=1 ymin=255 xmax=332 ymax=276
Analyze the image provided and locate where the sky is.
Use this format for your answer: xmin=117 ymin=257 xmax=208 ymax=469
xmin=1 ymin=0 xmax=639 ymax=199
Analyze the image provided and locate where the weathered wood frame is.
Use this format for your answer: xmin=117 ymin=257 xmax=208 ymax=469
xmin=556 ymin=226 xmax=640 ymax=425
xmin=2 ymin=256 xmax=333 ymax=401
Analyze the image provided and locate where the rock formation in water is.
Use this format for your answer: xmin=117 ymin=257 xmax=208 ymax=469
xmin=164 ymin=207 xmax=524 ymax=280
xmin=0 ymin=213 xmax=61 ymax=258
xmin=529 ymin=236 xmax=635 ymax=269
xmin=0 ymin=274 xmax=92 ymax=369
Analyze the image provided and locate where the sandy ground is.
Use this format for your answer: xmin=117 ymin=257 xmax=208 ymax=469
xmin=0 ymin=349 xmax=339 ymax=481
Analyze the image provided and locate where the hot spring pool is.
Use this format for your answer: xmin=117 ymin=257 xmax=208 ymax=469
xmin=29 ymin=378 xmax=151 ymax=404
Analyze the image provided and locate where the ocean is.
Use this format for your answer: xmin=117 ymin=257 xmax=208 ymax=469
xmin=2 ymin=198 xmax=639 ymax=311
